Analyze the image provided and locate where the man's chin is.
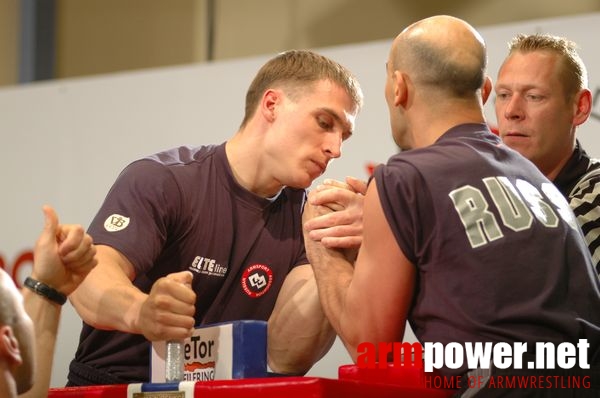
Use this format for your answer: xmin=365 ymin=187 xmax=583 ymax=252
xmin=503 ymin=138 xmax=534 ymax=154
xmin=291 ymin=178 xmax=315 ymax=190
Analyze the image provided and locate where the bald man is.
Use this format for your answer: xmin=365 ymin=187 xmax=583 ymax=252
xmin=0 ymin=270 xmax=34 ymax=397
xmin=304 ymin=15 xmax=600 ymax=397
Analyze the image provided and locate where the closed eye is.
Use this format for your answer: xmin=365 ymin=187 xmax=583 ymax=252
xmin=317 ymin=116 xmax=333 ymax=130
xmin=526 ymin=94 xmax=543 ymax=101
xmin=315 ymin=107 xmax=354 ymax=141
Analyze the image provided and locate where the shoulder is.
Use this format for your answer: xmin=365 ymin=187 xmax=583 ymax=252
xmin=376 ymin=147 xmax=448 ymax=181
xmin=145 ymin=145 xmax=219 ymax=166
xmin=110 ymin=146 xmax=219 ymax=200
xmin=587 ymin=158 xmax=600 ymax=174
xmin=123 ymin=145 xmax=220 ymax=179
xmin=373 ymin=157 xmax=424 ymax=208
xmin=569 ymin=159 xmax=600 ymax=198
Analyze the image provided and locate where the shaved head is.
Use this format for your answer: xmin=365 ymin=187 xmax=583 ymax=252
xmin=390 ymin=15 xmax=487 ymax=98
xmin=0 ymin=270 xmax=35 ymax=395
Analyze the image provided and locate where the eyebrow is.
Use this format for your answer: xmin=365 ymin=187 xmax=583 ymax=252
xmin=495 ymin=82 xmax=542 ymax=91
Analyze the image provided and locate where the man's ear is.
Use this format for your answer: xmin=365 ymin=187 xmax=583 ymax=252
xmin=0 ymin=326 xmax=22 ymax=367
xmin=393 ymin=71 xmax=409 ymax=107
xmin=481 ymin=76 xmax=493 ymax=105
xmin=573 ymin=88 xmax=592 ymax=127
xmin=260 ymin=89 xmax=282 ymax=123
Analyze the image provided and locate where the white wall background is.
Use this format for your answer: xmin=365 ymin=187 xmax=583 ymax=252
xmin=1 ymin=13 xmax=599 ymax=388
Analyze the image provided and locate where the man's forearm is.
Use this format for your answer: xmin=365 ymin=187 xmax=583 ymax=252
xmin=267 ymin=265 xmax=336 ymax=374
xmin=69 ymin=277 xmax=145 ymax=333
xmin=309 ymin=252 xmax=359 ymax=358
xmin=19 ymin=290 xmax=61 ymax=398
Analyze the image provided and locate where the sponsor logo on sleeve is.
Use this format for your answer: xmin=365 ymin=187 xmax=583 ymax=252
xmin=104 ymin=214 xmax=130 ymax=232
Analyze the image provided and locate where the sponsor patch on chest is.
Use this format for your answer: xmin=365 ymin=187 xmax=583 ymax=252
xmin=189 ymin=256 xmax=228 ymax=277
xmin=241 ymin=264 xmax=273 ymax=298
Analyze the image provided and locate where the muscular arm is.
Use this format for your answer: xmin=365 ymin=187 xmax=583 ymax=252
xmin=267 ymin=264 xmax=336 ymax=375
xmin=69 ymin=244 xmax=145 ymax=333
xmin=69 ymin=245 xmax=196 ymax=341
xmin=266 ymin=180 xmax=367 ymax=374
xmin=304 ymin=180 xmax=416 ymax=361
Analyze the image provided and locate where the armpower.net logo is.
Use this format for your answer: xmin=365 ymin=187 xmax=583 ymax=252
xmin=357 ymin=340 xmax=593 ymax=390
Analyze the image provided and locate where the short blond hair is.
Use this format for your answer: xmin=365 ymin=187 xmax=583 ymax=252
xmin=507 ymin=33 xmax=588 ymax=100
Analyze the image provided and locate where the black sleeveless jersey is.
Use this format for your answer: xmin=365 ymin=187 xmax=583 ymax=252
xmin=375 ymin=124 xmax=600 ymax=376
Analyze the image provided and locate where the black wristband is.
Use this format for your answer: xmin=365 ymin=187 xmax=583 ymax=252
xmin=24 ymin=277 xmax=67 ymax=305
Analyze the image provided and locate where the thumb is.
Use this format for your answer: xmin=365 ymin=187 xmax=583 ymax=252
xmin=41 ymin=205 xmax=59 ymax=241
xmin=167 ymin=270 xmax=193 ymax=287
xmin=345 ymin=176 xmax=368 ymax=195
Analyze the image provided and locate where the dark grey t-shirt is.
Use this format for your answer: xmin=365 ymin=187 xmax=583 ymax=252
xmin=68 ymin=143 xmax=308 ymax=384
xmin=375 ymin=124 xmax=600 ymax=375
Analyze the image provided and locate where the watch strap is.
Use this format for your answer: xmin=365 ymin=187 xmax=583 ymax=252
xmin=23 ymin=276 xmax=67 ymax=305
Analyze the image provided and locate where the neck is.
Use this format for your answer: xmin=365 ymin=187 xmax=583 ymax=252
xmin=545 ymin=136 xmax=578 ymax=181
xmin=0 ymin=368 xmax=16 ymax=398
xmin=412 ymin=108 xmax=485 ymax=148
xmin=225 ymin=133 xmax=284 ymax=198
xmin=542 ymin=157 xmax=571 ymax=182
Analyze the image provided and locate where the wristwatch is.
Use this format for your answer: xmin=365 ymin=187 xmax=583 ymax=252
xmin=23 ymin=277 xmax=67 ymax=305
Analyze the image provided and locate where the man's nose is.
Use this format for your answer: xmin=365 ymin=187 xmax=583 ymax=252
xmin=504 ymin=95 xmax=525 ymax=120
xmin=324 ymin=132 xmax=343 ymax=159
